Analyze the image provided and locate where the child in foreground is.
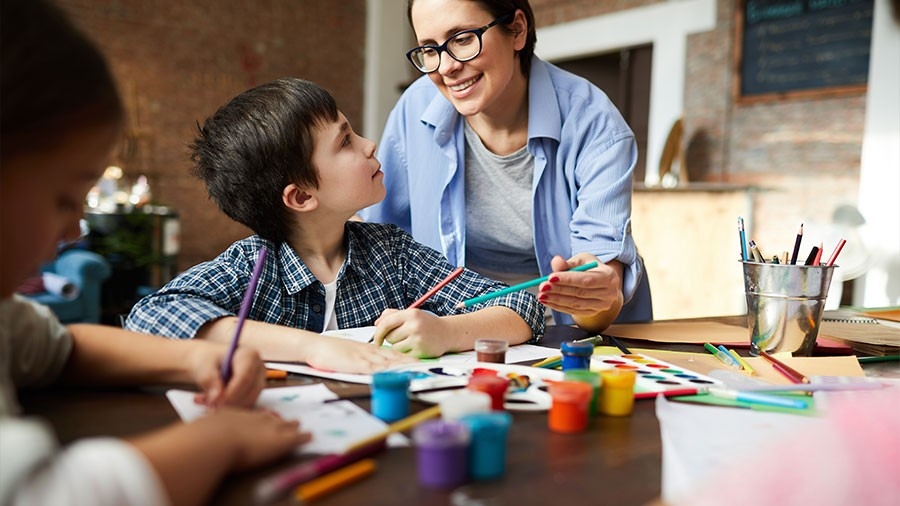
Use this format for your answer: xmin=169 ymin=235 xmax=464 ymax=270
xmin=126 ymin=78 xmax=544 ymax=372
xmin=0 ymin=1 xmax=309 ymax=505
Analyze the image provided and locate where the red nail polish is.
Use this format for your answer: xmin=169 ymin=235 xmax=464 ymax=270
xmin=549 ymin=275 xmax=560 ymax=283
xmin=538 ymin=294 xmax=548 ymax=303
xmin=540 ymin=284 xmax=552 ymax=293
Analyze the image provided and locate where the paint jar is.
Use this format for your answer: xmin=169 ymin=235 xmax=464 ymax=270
xmin=547 ymin=380 xmax=593 ymax=433
xmin=563 ymin=369 xmax=601 ymax=417
xmin=439 ymin=390 xmax=493 ymax=422
xmin=370 ymin=371 xmax=410 ymax=422
xmin=598 ymin=369 xmax=636 ymax=416
xmin=560 ymin=340 xmax=594 ymax=371
xmin=466 ymin=374 xmax=509 ymax=411
xmin=474 ymin=339 xmax=509 ymax=363
xmin=460 ymin=412 xmax=513 ymax=481
xmin=413 ymin=419 xmax=471 ymax=489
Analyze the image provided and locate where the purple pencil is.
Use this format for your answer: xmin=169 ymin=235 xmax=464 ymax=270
xmin=220 ymin=246 xmax=268 ymax=383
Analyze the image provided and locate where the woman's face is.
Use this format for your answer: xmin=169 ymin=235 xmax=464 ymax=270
xmin=0 ymin=123 xmax=118 ymax=297
xmin=410 ymin=0 xmax=527 ymax=118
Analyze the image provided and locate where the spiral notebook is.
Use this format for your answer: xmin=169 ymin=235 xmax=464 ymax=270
xmin=820 ymin=308 xmax=900 ymax=356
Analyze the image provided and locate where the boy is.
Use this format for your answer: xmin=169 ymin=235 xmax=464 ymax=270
xmin=126 ymin=78 xmax=544 ymax=373
xmin=0 ymin=1 xmax=308 ymax=505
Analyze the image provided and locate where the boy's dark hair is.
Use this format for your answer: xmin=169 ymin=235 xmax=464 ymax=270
xmin=406 ymin=0 xmax=537 ymax=78
xmin=1 ymin=0 xmax=124 ymax=161
xmin=190 ymin=78 xmax=339 ymax=244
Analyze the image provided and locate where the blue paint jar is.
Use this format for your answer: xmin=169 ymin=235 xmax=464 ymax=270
xmin=460 ymin=412 xmax=513 ymax=481
xmin=370 ymin=371 xmax=410 ymax=422
xmin=560 ymin=340 xmax=594 ymax=371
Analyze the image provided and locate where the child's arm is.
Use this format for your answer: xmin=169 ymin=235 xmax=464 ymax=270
xmin=127 ymin=408 xmax=309 ymax=506
xmin=195 ymin=318 xmax=416 ymax=373
xmin=372 ymin=305 xmax=533 ymax=358
xmin=59 ymin=324 xmax=264 ymax=408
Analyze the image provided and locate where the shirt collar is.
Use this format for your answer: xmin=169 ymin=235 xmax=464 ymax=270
xmin=526 ymin=58 xmax=561 ymax=142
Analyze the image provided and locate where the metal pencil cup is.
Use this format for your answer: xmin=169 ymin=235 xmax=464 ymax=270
xmin=742 ymin=261 xmax=836 ymax=357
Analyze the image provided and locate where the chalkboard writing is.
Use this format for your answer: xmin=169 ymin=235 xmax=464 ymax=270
xmin=736 ymin=0 xmax=873 ymax=101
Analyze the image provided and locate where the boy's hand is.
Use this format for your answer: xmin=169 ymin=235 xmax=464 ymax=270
xmin=189 ymin=343 xmax=266 ymax=409
xmin=373 ymin=309 xmax=451 ymax=358
xmin=305 ymin=334 xmax=416 ymax=374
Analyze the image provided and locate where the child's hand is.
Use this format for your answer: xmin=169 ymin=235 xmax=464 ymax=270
xmin=196 ymin=408 xmax=311 ymax=472
xmin=189 ymin=343 xmax=266 ymax=409
xmin=305 ymin=334 xmax=416 ymax=374
xmin=372 ymin=309 xmax=451 ymax=358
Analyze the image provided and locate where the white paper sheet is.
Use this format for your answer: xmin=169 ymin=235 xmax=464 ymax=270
xmin=166 ymin=384 xmax=407 ymax=455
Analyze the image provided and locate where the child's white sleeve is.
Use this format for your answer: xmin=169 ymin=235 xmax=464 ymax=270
xmin=6 ymin=429 xmax=170 ymax=506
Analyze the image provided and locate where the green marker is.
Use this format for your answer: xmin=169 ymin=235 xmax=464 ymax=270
xmin=455 ymin=261 xmax=599 ymax=309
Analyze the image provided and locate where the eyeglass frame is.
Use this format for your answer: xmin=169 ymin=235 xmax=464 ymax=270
xmin=405 ymin=13 xmax=515 ymax=74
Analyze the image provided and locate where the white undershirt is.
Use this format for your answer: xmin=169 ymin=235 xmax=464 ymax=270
xmin=322 ymin=278 xmax=339 ymax=331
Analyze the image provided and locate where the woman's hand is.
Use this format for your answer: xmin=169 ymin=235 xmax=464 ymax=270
xmin=537 ymin=253 xmax=624 ymax=332
xmin=188 ymin=343 xmax=266 ymax=409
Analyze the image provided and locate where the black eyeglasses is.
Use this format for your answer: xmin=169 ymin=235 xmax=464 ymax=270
xmin=406 ymin=13 xmax=514 ymax=74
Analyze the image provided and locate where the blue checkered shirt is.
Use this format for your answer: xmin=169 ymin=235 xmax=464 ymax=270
xmin=125 ymin=222 xmax=544 ymax=342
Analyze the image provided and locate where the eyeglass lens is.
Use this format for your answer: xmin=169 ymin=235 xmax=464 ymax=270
xmin=410 ymin=29 xmax=483 ymax=72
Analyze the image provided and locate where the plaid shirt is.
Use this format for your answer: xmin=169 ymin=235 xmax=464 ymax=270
xmin=125 ymin=222 xmax=544 ymax=342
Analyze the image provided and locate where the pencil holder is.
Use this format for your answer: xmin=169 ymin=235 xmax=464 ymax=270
xmin=461 ymin=412 xmax=513 ymax=481
xmin=742 ymin=261 xmax=836 ymax=357
xmin=414 ymin=419 xmax=470 ymax=489
xmin=370 ymin=371 xmax=410 ymax=423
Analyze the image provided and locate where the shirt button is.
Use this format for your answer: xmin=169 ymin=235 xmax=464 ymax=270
xmin=312 ymin=304 xmax=323 ymax=313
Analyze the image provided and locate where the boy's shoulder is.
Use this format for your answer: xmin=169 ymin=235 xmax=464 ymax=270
xmin=345 ymin=220 xmax=406 ymax=238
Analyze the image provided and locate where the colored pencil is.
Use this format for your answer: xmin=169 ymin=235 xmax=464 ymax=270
xmin=455 ymin=262 xmax=599 ymax=309
xmin=410 ymin=266 xmax=464 ymax=309
xmin=293 ymin=459 xmax=376 ymax=504
xmin=220 ymin=246 xmax=268 ymax=383
xmin=253 ymin=440 xmax=385 ymax=505
xmin=825 ymin=238 xmax=847 ymax=267
xmin=265 ymin=369 xmax=288 ymax=380
xmin=707 ymin=388 xmax=809 ymax=410
xmin=759 ymin=350 xmax=810 ymax=384
xmin=803 ymin=246 xmax=820 ymax=266
xmin=634 ymin=388 xmax=700 ymax=400
xmin=605 ymin=334 xmax=633 ymax=354
xmin=812 ymin=242 xmax=823 ymax=266
xmin=748 ymin=240 xmax=765 ymax=263
xmin=789 ymin=223 xmax=803 ymax=264
xmin=738 ymin=217 xmax=748 ymax=261
xmin=727 ymin=349 xmax=756 ymax=375
xmin=344 ymin=405 xmax=442 ymax=454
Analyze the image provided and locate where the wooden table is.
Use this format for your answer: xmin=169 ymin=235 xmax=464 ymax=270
xmin=18 ymin=322 xmax=894 ymax=505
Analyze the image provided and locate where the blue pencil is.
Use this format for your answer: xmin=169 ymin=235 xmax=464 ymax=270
xmin=220 ymin=246 xmax=268 ymax=383
xmin=454 ymin=261 xmax=599 ymax=309
xmin=738 ymin=217 xmax=748 ymax=261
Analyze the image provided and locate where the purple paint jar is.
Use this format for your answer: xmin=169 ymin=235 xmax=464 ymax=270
xmin=413 ymin=419 xmax=470 ymax=489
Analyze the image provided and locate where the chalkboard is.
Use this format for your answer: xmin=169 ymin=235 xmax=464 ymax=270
xmin=734 ymin=0 xmax=873 ymax=103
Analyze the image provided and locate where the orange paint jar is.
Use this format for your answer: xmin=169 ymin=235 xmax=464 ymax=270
xmin=547 ymin=380 xmax=593 ymax=433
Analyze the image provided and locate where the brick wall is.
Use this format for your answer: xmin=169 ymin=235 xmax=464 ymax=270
xmin=59 ymin=0 xmax=867 ymax=281
xmin=58 ymin=0 xmax=366 ymax=269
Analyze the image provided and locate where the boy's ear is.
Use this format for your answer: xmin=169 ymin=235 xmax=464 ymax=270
xmin=282 ymin=183 xmax=317 ymax=212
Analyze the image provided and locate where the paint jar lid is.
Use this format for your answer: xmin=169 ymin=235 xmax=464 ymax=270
xmin=413 ymin=419 xmax=471 ymax=449
xmin=548 ymin=380 xmax=594 ymax=403
xmin=372 ymin=370 xmax=411 ymax=390
xmin=440 ymin=391 xmax=493 ymax=421
xmin=560 ymin=340 xmax=594 ymax=356
xmin=460 ymin=411 xmax=512 ymax=436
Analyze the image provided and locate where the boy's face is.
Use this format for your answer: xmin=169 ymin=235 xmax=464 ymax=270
xmin=0 ymin=123 xmax=118 ymax=297
xmin=309 ymin=111 xmax=385 ymax=216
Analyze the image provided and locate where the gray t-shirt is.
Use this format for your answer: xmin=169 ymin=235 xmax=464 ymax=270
xmin=463 ymin=122 xmax=540 ymax=280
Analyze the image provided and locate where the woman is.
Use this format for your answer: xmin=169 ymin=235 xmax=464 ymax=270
xmin=361 ymin=0 xmax=652 ymax=332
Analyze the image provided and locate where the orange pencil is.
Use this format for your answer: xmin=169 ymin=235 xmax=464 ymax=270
xmin=294 ymin=459 xmax=376 ymax=503
xmin=409 ymin=267 xmax=464 ymax=309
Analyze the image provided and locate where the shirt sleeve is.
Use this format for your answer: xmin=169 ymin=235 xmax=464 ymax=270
xmin=125 ymin=254 xmax=248 ymax=339
xmin=7 ymin=430 xmax=170 ymax=506
xmin=389 ymin=228 xmax=546 ymax=343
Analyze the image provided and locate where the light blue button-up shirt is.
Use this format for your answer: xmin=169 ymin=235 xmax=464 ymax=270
xmin=362 ymin=57 xmax=650 ymax=324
